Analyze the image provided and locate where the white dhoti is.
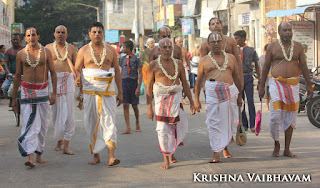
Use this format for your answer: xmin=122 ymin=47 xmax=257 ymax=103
xmin=49 ymin=72 xmax=75 ymax=141
xmin=82 ymin=68 xmax=117 ymax=154
xmin=18 ymin=81 xmax=50 ymax=157
xmin=153 ymin=83 xmax=188 ymax=156
xmin=269 ymin=76 xmax=299 ymax=141
xmin=205 ymin=81 xmax=239 ymax=152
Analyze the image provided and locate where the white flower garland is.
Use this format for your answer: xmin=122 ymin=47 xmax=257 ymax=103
xmin=278 ymin=39 xmax=294 ymax=61
xmin=158 ymin=55 xmax=178 ymax=80
xmin=89 ymin=41 xmax=106 ymax=67
xmin=208 ymin=51 xmax=228 ymax=71
xmin=54 ymin=41 xmax=68 ymax=61
xmin=26 ymin=43 xmax=42 ymax=68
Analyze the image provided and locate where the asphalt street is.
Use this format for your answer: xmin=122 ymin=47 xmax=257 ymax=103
xmin=0 ymin=89 xmax=319 ymax=188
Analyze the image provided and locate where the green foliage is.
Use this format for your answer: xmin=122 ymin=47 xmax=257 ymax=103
xmin=15 ymin=0 xmax=101 ymax=45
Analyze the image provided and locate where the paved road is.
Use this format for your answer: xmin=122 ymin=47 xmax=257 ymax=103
xmin=0 ymin=91 xmax=319 ymax=187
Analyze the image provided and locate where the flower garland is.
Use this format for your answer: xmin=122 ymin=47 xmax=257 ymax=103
xmin=158 ymin=55 xmax=178 ymax=80
xmin=208 ymin=51 xmax=228 ymax=71
xmin=26 ymin=43 xmax=42 ymax=68
xmin=89 ymin=41 xmax=106 ymax=67
xmin=278 ymin=39 xmax=294 ymax=61
xmin=54 ymin=41 xmax=68 ymax=61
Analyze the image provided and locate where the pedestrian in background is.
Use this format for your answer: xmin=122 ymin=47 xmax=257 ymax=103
xmin=234 ymin=30 xmax=260 ymax=132
xmin=120 ymin=40 xmax=143 ymax=134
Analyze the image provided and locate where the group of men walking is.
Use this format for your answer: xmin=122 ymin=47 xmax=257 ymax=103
xmin=10 ymin=18 xmax=313 ymax=170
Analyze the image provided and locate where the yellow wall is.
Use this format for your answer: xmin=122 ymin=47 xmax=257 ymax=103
xmin=2 ymin=0 xmax=15 ymax=23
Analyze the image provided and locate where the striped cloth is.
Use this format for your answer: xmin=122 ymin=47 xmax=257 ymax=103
xmin=205 ymin=80 xmax=239 ymax=104
xmin=269 ymin=76 xmax=300 ymax=140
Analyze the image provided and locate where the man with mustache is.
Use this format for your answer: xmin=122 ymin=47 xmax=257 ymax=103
xmin=195 ymin=31 xmax=241 ymax=163
xmin=75 ymin=22 xmax=122 ymax=166
xmin=149 ymin=26 xmax=183 ymax=62
xmin=46 ymin=25 xmax=77 ymax=155
xmin=13 ymin=27 xmax=57 ymax=168
xmin=200 ymin=18 xmax=244 ymax=91
xmin=259 ymin=22 xmax=313 ymax=158
xmin=147 ymin=38 xmax=195 ymax=169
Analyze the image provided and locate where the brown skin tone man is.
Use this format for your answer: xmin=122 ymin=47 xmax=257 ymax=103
xmin=4 ymin=33 xmax=23 ymax=106
xmin=259 ymin=22 xmax=313 ymax=158
xmin=195 ymin=31 xmax=241 ymax=163
xmin=147 ymin=38 xmax=196 ymax=169
xmin=175 ymin=36 xmax=191 ymax=104
xmin=149 ymin=26 xmax=183 ymax=62
xmin=46 ymin=25 xmax=77 ymax=155
xmin=75 ymin=22 xmax=122 ymax=166
xmin=13 ymin=27 xmax=57 ymax=168
xmin=200 ymin=18 xmax=243 ymax=104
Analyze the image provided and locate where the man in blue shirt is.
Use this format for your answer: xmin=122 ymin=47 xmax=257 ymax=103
xmin=234 ymin=30 xmax=261 ymax=132
xmin=120 ymin=41 xmax=143 ymax=134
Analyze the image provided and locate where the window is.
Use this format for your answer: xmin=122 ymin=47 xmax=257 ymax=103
xmin=107 ymin=0 xmax=124 ymax=14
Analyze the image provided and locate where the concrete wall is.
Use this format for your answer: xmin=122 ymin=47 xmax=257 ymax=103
xmin=106 ymin=0 xmax=154 ymax=30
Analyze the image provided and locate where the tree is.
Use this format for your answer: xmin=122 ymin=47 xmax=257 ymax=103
xmin=15 ymin=0 xmax=101 ymax=45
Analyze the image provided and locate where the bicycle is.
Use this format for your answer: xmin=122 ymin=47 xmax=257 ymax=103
xmin=7 ymin=74 xmax=20 ymax=127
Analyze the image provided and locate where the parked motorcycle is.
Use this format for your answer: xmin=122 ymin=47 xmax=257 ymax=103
xmin=299 ymin=66 xmax=320 ymax=128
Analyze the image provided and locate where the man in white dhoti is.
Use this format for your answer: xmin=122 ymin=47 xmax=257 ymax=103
xmin=12 ymin=27 xmax=57 ymax=168
xmin=259 ymin=22 xmax=313 ymax=157
xmin=46 ymin=25 xmax=77 ymax=155
xmin=147 ymin=38 xmax=195 ymax=170
xmin=195 ymin=31 xmax=242 ymax=163
xmin=75 ymin=22 xmax=122 ymax=166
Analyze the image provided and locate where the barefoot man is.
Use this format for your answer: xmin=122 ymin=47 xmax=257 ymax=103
xmin=147 ymin=38 xmax=196 ymax=169
xmin=195 ymin=31 xmax=242 ymax=163
xmin=13 ymin=27 xmax=57 ymax=168
xmin=259 ymin=22 xmax=313 ymax=158
xmin=75 ymin=22 xmax=122 ymax=166
xmin=46 ymin=25 xmax=77 ymax=155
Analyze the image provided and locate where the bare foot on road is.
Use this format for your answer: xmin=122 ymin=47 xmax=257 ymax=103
xmin=169 ymin=154 xmax=177 ymax=163
xmin=272 ymin=142 xmax=280 ymax=157
xmin=63 ymin=148 xmax=75 ymax=155
xmin=36 ymin=155 xmax=47 ymax=164
xmin=25 ymin=160 xmax=35 ymax=168
xmin=283 ymin=150 xmax=297 ymax=158
xmin=120 ymin=129 xmax=132 ymax=135
xmin=88 ymin=158 xmax=100 ymax=165
xmin=223 ymin=149 xmax=232 ymax=158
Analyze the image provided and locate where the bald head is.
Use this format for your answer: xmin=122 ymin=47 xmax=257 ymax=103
xmin=54 ymin=25 xmax=68 ymax=43
xmin=55 ymin=25 xmax=67 ymax=33
xmin=159 ymin=26 xmax=171 ymax=39
xmin=159 ymin=38 xmax=173 ymax=57
xmin=278 ymin=22 xmax=292 ymax=43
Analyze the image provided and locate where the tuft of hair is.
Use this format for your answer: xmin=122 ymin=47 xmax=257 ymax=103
xmin=208 ymin=17 xmax=222 ymax=26
xmin=264 ymin=44 xmax=269 ymax=51
xmin=233 ymin=30 xmax=246 ymax=39
xmin=90 ymin=22 xmax=104 ymax=32
xmin=123 ymin=40 xmax=134 ymax=51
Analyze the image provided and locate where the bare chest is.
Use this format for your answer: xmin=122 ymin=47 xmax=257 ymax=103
xmin=272 ymin=44 xmax=300 ymax=61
